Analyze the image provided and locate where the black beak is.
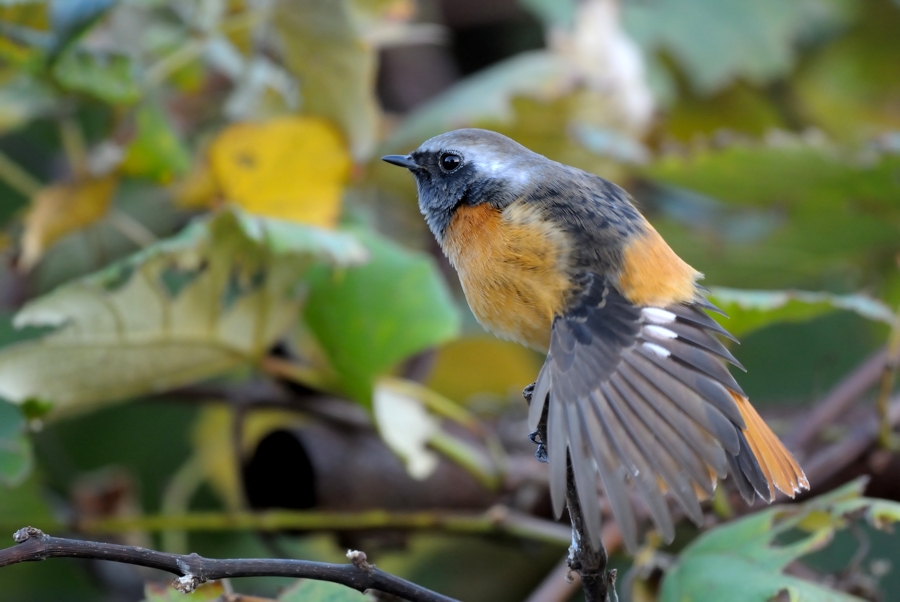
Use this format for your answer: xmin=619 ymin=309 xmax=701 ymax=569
xmin=381 ymin=154 xmax=419 ymax=170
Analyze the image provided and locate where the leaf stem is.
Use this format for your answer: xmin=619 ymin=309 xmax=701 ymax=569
xmin=59 ymin=114 xmax=88 ymax=179
xmin=259 ymin=355 xmax=332 ymax=391
xmin=0 ymin=150 xmax=41 ymax=197
xmin=160 ymin=453 xmax=207 ymax=554
xmin=78 ymin=507 xmax=571 ymax=545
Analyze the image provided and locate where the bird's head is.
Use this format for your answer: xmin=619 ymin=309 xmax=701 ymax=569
xmin=382 ymin=128 xmax=543 ymax=242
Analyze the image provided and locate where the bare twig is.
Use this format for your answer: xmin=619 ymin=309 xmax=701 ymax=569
xmin=784 ymin=348 xmax=887 ymax=451
xmin=525 ymin=524 xmax=623 ymax=602
xmin=564 ymin=469 xmax=616 ymax=602
xmin=525 ymin=556 xmax=580 ymax=602
xmin=877 ymin=323 xmax=900 ymax=448
xmin=0 ymin=527 xmax=458 ymax=602
xmin=802 ymin=394 xmax=900 ymax=485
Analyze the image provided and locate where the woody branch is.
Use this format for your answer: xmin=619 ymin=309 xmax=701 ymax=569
xmin=0 ymin=527 xmax=458 ymax=602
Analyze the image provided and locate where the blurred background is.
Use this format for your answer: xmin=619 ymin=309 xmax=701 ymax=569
xmin=0 ymin=0 xmax=899 ymax=601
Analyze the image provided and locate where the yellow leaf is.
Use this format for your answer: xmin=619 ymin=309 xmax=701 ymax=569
xmin=172 ymin=159 xmax=220 ymax=209
xmin=20 ymin=175 xmax=117 ymax=271
xmin=426 ymin=337 xmax=544 ymax=406
xmin=209 ymin=116 xmax=350 ymax=227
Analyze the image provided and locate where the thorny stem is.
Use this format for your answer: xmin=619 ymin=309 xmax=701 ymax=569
xmin=524 ymin=384 xmax=617 ymax=602
xmin=0 ymin=527 xmax=458 ymax=602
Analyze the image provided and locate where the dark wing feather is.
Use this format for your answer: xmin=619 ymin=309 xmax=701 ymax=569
xmin=527 ymin=273 xmax=797 ymax=553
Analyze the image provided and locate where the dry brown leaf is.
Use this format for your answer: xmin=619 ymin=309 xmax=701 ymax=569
xmin=19 ymin=175 xmax=118 ymax=271
xmin=208 ymin=115 xmax=350 ymax=227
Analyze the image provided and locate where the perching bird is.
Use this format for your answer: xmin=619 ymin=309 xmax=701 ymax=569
xmin=382 ymin=129 xmax=808 ymax=553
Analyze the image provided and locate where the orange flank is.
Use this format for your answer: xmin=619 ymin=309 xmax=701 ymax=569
xmin=442 ymin=201 xmax=572 ymax=352
xmin=618 ymin=220 xmax=701 ymax=307
xmin=733 ymin=391 xmax=809 ymax=499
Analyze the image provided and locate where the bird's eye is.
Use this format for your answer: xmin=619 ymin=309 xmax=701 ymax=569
xmin=439 ymin=152 xmax=462 ymax=173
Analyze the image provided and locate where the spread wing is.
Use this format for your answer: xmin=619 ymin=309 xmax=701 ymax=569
xmin=528 ymin=273 xmax=808 ymax=553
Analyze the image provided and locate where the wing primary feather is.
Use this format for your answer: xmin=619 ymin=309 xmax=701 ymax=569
xmin=565 ymin=401 xmax=603 ymax=550
xmin=547 ymin=394 xmax=569 ymax=518
xmin=590 ymin=390 xmax=677 ymax=541
xmin=692 ymin=297 xmax=727 ymax=316
xmin=611 ymin=374 xmax=717 ymax=496
xmin=600 ymin=382 xmax=705 ymax=526
xmin=727 ymin=452 xmax=757 ymax=503
xmin=735 ymin=430 xmax=773 ymax=501
xmin=529 ymin=364 xmax=552 ymax=431
xmin=617 ymin=361 xmax=728 ymax=477
xmin=667 ymin=304 xmax=739 ymax=342
xmin=625 ymin=352 xmax=742 ymax=452
xmin=578 ymin=398 xmax=641 ymax=552
xmin=659 ymin=321 xmax=745 ymax=371
xmin=659 ymin=338 xmax=746 ymax=395
xmin=635 ymin=346 xmax=746 ymax=428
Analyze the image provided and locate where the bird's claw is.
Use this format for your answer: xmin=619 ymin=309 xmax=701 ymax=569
xmin=529 ymin=429 xmax=548 ymax=463
xmin=522 ymin=382 xmax=535 ymax=404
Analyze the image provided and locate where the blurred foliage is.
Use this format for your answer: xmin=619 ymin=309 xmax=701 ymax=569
xmin=0 ymin=0 xmax=897 ymax=601
xmin=659 ymin=479 xmax=899 ymax=602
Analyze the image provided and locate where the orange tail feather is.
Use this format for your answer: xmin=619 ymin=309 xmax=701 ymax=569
xmin=733 ymin=392 xmax=809 ymax=499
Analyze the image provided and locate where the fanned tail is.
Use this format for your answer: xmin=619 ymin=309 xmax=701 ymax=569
xmin=732 ymin=391 xmax=808 ymax=502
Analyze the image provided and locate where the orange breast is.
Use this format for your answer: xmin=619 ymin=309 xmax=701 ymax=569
xmin=442 ymin=202 xmax=573 ymax=351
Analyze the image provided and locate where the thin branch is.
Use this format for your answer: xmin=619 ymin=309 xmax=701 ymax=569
xmin=784 ymin=347 xmax=887 ymax=451
xmin=108 ymin=209 xmax=159 ymax=248
xmin=0 ymin=528 xmax=458 ymax=602
xmin=803 ymin=394 xmax=900 ymax=485
xmin=565 ymin=468 xmax=616 ymax=602
xmin=525 ymin=556 xmax=580 ymax=602
xmin=77 ymin=507 xmax=572 ymax=545
xmin=525 ymin=522 xmax=624 ymax=602
xmin=877 ymin=318 xmax=900 ymax=448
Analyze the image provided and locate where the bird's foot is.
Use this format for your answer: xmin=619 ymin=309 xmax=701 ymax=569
xmin=522 ymin=382 xmax=535 ymax=405
xmin=529 ymin=429 xmax=548 ymax=463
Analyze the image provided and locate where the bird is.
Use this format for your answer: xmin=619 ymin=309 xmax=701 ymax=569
xmin=382 ymin=128 xmax=809 ymax=553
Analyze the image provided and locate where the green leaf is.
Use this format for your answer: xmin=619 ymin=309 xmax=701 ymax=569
xmin=47 ymin=0 xmax=116 ymax=58
xmin=51 ymin=48 xmax=141 ymax=105
xmin=622 ymin=0 xmax=849 ymax=94
xmin=517 ymin=0 xmax=576 ymax=28
xmin=0 ymin=75 xmax=55 ymax=135
xmin=642 ymin=137 xmax=900 ymax=289
xmin=0 ymin=399 xmax=32 ymax=486
xmin=121 ymin=101 xmax=191 ymax=183
xmin=385 ymin=50 xmax=573 ymax=151
xmin=0 ymin=207 xmax=366 ymax=417
xmin=707 ymin=287 xmax=898 ymax=338
xmin=278 ymin=579 xmax=371 ymax=602
xmin=645 ymin=139 xmax=900 ymax=209
xmin=303 ymin=228 xmax=460 ymax=405
xmin=660 ymin=478 xmax=896 ymax=602
xmin=0 ymin=473 xmax=59 ymax=533
xmin=794 ymin=1 xmax=900 ymax=143
xmin=274 ymin=0 xmax=379 ymax=160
